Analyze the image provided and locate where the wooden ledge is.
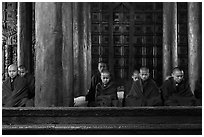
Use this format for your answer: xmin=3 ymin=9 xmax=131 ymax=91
xmin=2 ymin=106 xmax=202 ymax=117
xmin=2 ymin=106 xmax=202 ymax=134
xmin=3 ymin=124 xmax=201 ymax=130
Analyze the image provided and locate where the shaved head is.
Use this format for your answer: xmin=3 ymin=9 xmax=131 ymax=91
xmin=172 ymin=67 xmax=184 ymax=75
xmin=8 ymin=64 xmax=17 ymax=70
xmin=140 ymin=67 xmax=149 ymax=73
xmin=18 ymin=65 xmax=28 ymax=77
xmin=139 ymin=67 xmax=150 ymax=81
xmin=172 ymin=67 xmax=184 ymax=83
xmin=132 ymin=70 xmax=140 ymax=81
xmin=98 ymin=62 xmax=107 ymax=73
xmin=101 ymin=70 xmax=111 ymax=85
xmin=8 ymin=64 xmax=18 ymax=79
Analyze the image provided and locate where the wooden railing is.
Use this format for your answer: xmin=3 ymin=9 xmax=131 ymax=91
xmin=2 ymin=106 xmax=202 ymax=135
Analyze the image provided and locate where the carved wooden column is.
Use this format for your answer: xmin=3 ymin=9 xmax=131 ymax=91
xmin=35 ymin=2 xmax=74 ymax=107
xmin=188 ymin=2 xmax=202 ymax=94
xmin=61 ymin=3 xmax=74 ymax=106
xmin=163 ymin=2 xmax=178 ymax=80
xmin=73 ymin=3 xmax=91 ymax=97
xmin=18 ymin=2 xmax=33 ymax=73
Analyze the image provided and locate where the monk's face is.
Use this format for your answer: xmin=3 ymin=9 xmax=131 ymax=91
xmin=101 ymin=73 xmax=110 ymax=85
xmin=172 ymin=70 xmax=184 ymax=83
xmin=139 ymin=70 xmax=149 ymax=81
xmin=8 ymin=65 xmax=18 ymax=79
xmin=18 ymin=68 xmax=27 ymax=77
xmin=98 ymin=63 xmax=107 ymax=73
xmin=132 ymin=72 xmax=139 ymax=81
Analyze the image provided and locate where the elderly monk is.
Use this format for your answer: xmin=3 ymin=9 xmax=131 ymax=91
xmin=2 ymin=64 xmax=30 ymax=107
xmin=161 ymin=67 xmax=197 ymax=106
xmin=125 ymin=67 xmax=162 ymax=106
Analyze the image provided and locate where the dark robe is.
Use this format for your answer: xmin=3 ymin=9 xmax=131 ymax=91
xmin=123 ymin=80 xmax=134 ymax=106
xmin=161 ymin=77 xmax=197 ymax=106
xmin=2 ymin=75 xmax=29 ymax=107
xmin=125 ymin=78 xmax=162 ymax=106
xmin=23 ymin=73 xmax=35 ymax=106
xmin=85 ymin=71 xmax=101 ymax=107
xmin=95 ymin=81 xmax=118 ymax=107
xmin=194 ymin=78 xmax=202 ymax=106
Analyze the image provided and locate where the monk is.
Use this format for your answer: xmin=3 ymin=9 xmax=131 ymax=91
xmin=2 ymin=64 xmax=30 ymax=107
xmin=85 ymin=61 xmax=107 ymax=107
xmin=161 ymin=67 xmax=197 ymax=106
xmin=123 ymin=70 xmax=140 ymax=106
xmin=18 ymin=65 xmax=35 ymax=106
xmin=95 ymin=70 xmax=118 ymax=107
xmin=125 ymin=67 xmax=162 ymax=106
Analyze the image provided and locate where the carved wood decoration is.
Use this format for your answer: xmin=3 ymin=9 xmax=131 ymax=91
xmin=2 ymin=2 xmax=18 ymax=80
xmin=2 ymin=2 xmax=36 ymax=80
xmin=91 ymin=2 xmax=163 ymax=86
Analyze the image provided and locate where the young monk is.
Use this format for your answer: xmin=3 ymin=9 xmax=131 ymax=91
xmin=18 ymin=65 xmax=35 ymax=106
xmin=161 ymin=67 xmax=197 ymax=106
xmin=123 ymin=70 xmax=140 ymax=106
xmin=95 ymin=70 xmax=118 ymax=107
xmin=2 ymin=64 xmax=30 ymax=107
xmin=85 ymin=61 xmax=107 ymax=107
xmin=125 ymin=67 xmax=162 ymax=106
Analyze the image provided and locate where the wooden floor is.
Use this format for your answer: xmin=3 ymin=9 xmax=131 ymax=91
xmin=2 ymin=106 xmax=202 ymax=135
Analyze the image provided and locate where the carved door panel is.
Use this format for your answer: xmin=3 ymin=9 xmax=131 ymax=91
xmin=91 ymin=2 xmax=163 ymax=86
xmin=2 ymin=2 xmax=18 ymax=80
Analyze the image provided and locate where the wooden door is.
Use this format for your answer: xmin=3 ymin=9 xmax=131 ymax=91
xmin=91 ymin=2 xmax=163 ymax=86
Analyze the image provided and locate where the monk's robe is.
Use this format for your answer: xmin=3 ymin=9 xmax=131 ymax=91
xmin=86 ymin=71 xmax=101 ymax=107
xmin=123 ymin=80 xmax=134 ymax=106
xmin=125 ymin=78 xmax=162 ymax=106
xmin=194 ymin=77 xmax=202 ymax=106
xmin=2 ymin=75 xmax=29 ymax=107
xmin=95 ymin=81 xmax=118 ymax=107
xmin=161 ymin=77 xmax=197 ymax=106
xmin=23 ymin=73 xmax=35 ymax=106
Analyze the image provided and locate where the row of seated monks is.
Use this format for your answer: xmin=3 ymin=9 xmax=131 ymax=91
xmin=84 ymin=61 xmax=202 ymax=107
xmin=2 ymin=63 xmax=202 ymax=107
xmin=2 ymin=64 xmax=35 ymax=107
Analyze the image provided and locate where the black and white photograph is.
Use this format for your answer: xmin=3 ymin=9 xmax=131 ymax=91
xmin=1 ymin=2 xmax=202 ymax=135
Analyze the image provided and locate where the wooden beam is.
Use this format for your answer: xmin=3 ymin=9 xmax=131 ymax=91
xmin=188 ymin=2 xmax=202 ymax=94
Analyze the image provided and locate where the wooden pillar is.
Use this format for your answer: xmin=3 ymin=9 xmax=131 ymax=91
xmin=163 ymin=2 xmax=178 ymax=81
xmin=73 ymin=3 xmax=91 ymax=97
xmin=188 ymin=2 xmax=202 ymax=94
xmin=2 ymin=43 xmax=5 ymax=80
xmin=18 ymin=2 xmax=33 ymax=73
xmin=61 ymin=3 xmax=74 ymax=106
xmin=84 ymin=3 xmax=92 ymax=94
xmin=35 ymin=2 xmax=74 ymax=107
xmin=171 ymin=3 xmax=178 ymax=68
